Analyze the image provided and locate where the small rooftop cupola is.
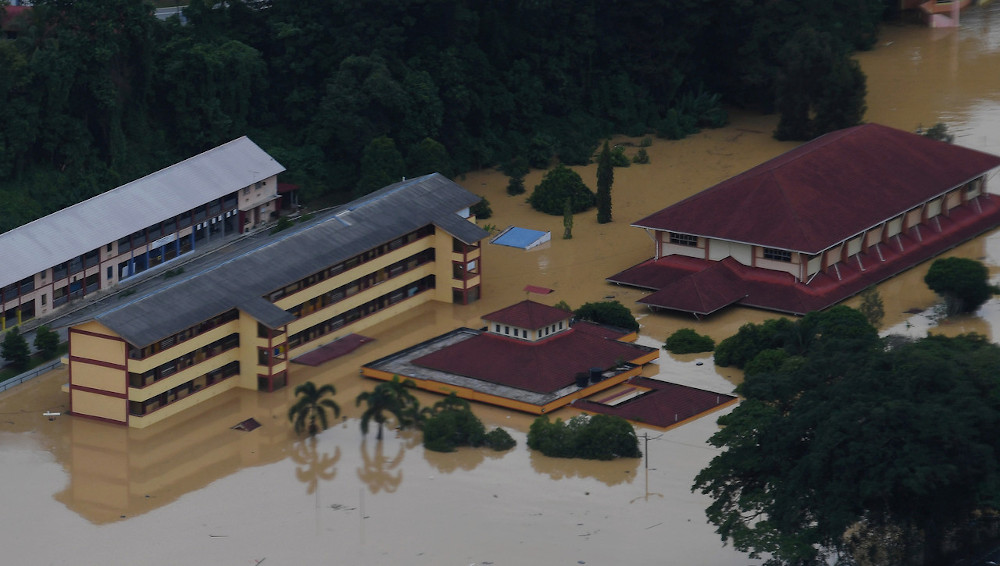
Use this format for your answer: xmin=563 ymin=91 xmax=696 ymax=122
xmin=482 ymin=300 xmax=571 ymax=342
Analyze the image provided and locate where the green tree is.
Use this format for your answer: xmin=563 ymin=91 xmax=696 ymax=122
xmin=527 ymin=165 xmax=595 ymax=215
xmin=919 ymin=122 xmax=954 ymax=143
xmin=406 ymin=137 xmax=453 ymax=178
xmin=857 ymin=285 xmax=884 ymax=328
xmin=574 ymin=301 xmax=639 ymax=332
xmin=470 ymin=195 xmax=492 ymax=220
xmin=694 ymin=332 xmax=1000 ymax=566
xmin=287 ymin=381 xmax=341 ymax=437
xmin=33 ymin=325 xmax=60 ymax=360
xmin=774 ymin=27 xmax=866 ymax=141
xmin=528 ymin=414 xmax=640 ymax=460
xmin=422 ymin=405 xmax=486 ymax=453
xmin=355 ymin=136 xmax=406 ymax=197
xmin=356 ymin=375 xmax=420 ymax=441
xmin=664 ymin=328 xmax=714 ymax=354
xmin=1 ymin=327 xmax=29 ymax=372
xmin=924 ymin=257 xmax=998 ymax=315
xmin=596 ymin=141 xmax=613 ymax=224
xmin=562 ymin=197 xmax=573 ymax=240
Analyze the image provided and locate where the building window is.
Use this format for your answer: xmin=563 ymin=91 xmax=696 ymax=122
xmin=107 ymin=266 xmax=113 ymax=281
xmin=669 ymin=232 xmax=698 ymax=247
xmin=763 ymin=247 xmax=792 ymax=262
xmin=106 ymin=243 xmax=113 ymax=252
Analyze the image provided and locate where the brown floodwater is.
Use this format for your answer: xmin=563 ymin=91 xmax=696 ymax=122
xmin=4 ymin=6 xmax=1000 ymax=564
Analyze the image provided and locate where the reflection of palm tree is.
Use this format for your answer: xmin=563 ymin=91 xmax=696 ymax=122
xmin=355 ymin=375 xmax=419 ymax=440
xmin=288 ymin=381 xmax=341 ymax=437
xmin=291 ymin=438 xmax=341 ymax=495
xmin=357 ymin=440 xmax=405 ymax=494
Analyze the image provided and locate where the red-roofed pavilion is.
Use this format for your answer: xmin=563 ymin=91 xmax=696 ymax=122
xmin=609 ymin=123 xmax=1000 ymax=316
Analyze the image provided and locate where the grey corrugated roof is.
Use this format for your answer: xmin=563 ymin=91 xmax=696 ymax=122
xmin=0 ymin=137 xmax=285 ymax=286
xmin=94 ymin=173 xmax=488 ymax=347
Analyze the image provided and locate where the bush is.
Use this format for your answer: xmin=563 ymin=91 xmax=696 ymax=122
xmin=527 ymin=165 xmax=595 ymax=216
xmin=33 ymin=325 xmax=60 ymax=360
xmin=470 ymin=195 xmax=492 ymax=219
xmin=506 ymin=175 xmax=525 ymax=196
xmin=743 ymin=348 xmax=789 ymax=377
xmin=664 ymin=328 xmax=714 ymax=354
xmin=527 ymin=414 xmax=640 ymax=460
xmin=574 ymin=301 xmax=639 ymax=331
xmin=924 ymin=257 xmax=998 ymax=315
xmin=423 ymin=407 xmax=486 ymax=452
xmin=484 ymin=427 xmax=516 ymax=451
xmin=270 ymin=215 xmax=294 ymax=234
xmin=714 ymin=318 xmax=793 ymax=368
xmin=632 ymin=148 xmax=650 ymax=164
xmin=1 ymin=328 xmax=29 ymax=372
xmin=610 ymin=146 xmax=630 ymax=167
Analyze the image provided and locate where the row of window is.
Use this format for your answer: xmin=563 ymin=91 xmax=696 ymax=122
xmin=287 ymin=276 xmax=435 ymax=349
xmin=129 ymin=361 xmax=240 ymax=417
xmin=0 ymin=276 xmax=35 ymax=303
xmin=128 ymin=333 xmax=240 ymax=388
xmin=267 ymin=225 xmax=435 ymax=303
xmin=670 ymin=232 xmax=794 ymax=263
xmin=493 ymin=320 xmax=565 ymax=339
xmin=128 ymin=309 xmax=240 ymax=360
xmin=286 ymin=249 xmax=435 ymax=318
xmin=116 ymin=194 xmax=238 ymax=253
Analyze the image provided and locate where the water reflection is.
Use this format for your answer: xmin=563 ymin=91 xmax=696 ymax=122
xmin=529 ymin=449 xmax=639 ymax=487
xmin=291 ymin=438 xmax=340 ymax=495
xmin=357 ymin=440 xmax=404 ymax=494
xmin=423 ymin=444 xmax=511 ymax=474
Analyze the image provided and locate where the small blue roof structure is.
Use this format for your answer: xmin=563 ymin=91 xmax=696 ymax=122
xmin=491 ymin=226 xmax=551 ymax=250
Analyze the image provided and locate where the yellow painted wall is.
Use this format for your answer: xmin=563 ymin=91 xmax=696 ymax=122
xmin=237 ymin=311 xmax=262 ymax=390
xmin=72 ymin=362 xmax=126 ymax=395
xmin=127 ymin=321 xmax=239 ymax=373
xmin=128 ymin=379 xmax=238 ymax=429
xmin=129 ymin=349 xmax=241 ymax=402
xmin=72 ymin=324 xmax=126 ymax=365
xmin=72 ymin=389 xmax=127 ymax=423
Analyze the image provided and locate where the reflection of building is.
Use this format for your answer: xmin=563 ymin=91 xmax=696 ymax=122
xmin=0 ymin=137 xmax=283 ymax=330
xmin=610 ymin=123 xmax=1000 ymax=316
xmin=362 ymin=300 xmax=659 ymax=414
xmin=67 ymin=174 xmax=488 ymax=428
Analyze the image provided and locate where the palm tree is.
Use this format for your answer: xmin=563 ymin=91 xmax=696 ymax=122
xmin=355 ymin=375 xmax=420 ymax=440
xmin=288 ymin=381 xmax=341 ymax=437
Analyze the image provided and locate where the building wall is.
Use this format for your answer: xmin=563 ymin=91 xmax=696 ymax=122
xmin=69 ymin=322 xmax=129 ymax=425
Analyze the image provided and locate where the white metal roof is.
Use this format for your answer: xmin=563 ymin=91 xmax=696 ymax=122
xmin=0 ymin=137 xmax=285 ymax=286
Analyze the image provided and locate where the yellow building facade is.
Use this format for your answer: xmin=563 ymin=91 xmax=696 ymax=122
xmin=67 ymin=174 xmax=488 ymax=428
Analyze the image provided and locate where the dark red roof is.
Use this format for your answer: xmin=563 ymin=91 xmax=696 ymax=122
xmin=482 ymin=299 xmax=571 ymax=330
xmin=292 ymin=333 xmax=374 ymax=366
xmin=634 ymin=123 xmax=1000 ymax=254
xmin=610 ymin=195 xmax=1000 ymax=315
xmin=575 ymin=377 xmax=736 ymax=428
xmin=411 ymin=322 xmax=655 ymax=394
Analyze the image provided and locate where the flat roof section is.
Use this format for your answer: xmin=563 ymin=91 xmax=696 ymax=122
xmin=491 ymin=226 xmax=551 ymax=250
xmin=574 ymin=377 xmax=737 ymax=429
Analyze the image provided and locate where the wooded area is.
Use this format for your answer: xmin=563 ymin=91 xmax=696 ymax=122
xmin=0 ymin=0 xmax=890 ymax=232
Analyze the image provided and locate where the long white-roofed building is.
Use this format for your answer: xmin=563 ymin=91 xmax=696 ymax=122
xmin=0 ymin=137 xmax=284 ymax=329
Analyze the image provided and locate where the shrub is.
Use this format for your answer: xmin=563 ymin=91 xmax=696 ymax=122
xmin=664 ymin=328 xmax=714 ymax=354
xmin=924 ymin=257 xmax=998 ymax=315
xmin=527 ymin=165 xmax=595 ymax=216
xmin=528 ymin=414 xmax=640 ymax=460
xmin=423 ymin=407 xmax=486 ymax=452
xmin=632 ymin=148 xmax=650 ymax=164
xmin=553 ymin=300 xmax=572 ymax=312
xmin=639 ymin=136 xmax=653 ymax=147
xmin=610 ymin=146 xmax=630 ymax=167
xmin=270 ymin=215 xmax=294 ymax=234
xmin=470 ymin=195 xmax=492 ymax=219
xmin=506 ymin=175 xmax=525 ymax=196
xmin=714 ymin=319 xmax=792 ymax=368
xmin=574 ymin=301 xmax=639 ymax=331
xmin=1 ymin=328 xmax=29 ymax=372
xmin=484 ymin=427 xmax=516 ymax=451
xmin=33 ymin=325 xmax=60 ymax=360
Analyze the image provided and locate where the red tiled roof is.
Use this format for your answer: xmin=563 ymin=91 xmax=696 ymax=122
xmin=411 ymin=322 xmax=654 ymax=393
xmin=575 ymin=377 xmax=736 ymax=428
xmin=612 ymin=195 xmax=1000 ymax=315
xmin=634 ymin=123 xmax=1000 ymax=253
xmin=482 ymin=299 xmax=571 ymax=330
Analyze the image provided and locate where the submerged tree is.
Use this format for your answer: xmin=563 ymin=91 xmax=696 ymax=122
xmin=288 ymin=381 xmax=341 ymax=437
xmin=857 ymin=286 xmax=884 ymax=328
xmin=574 ymin=301 xmax=639 ymax=331
xmin=562 ymin=197 xmax=573 ymax=239
xmin=924 ymin=257 xmax=998 ymax=315
xmin=596 ymin=141 xmax=613 ymax=223
xmin=528 ymin=165 xmax=595 ymax=215
xmin=356 ymin=375 xmax=420 ymax=441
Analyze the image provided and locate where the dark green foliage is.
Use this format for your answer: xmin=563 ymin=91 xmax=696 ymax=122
xmin=574 ymin=301 xmax=639 ymax=332
xmin=919 ymin=122 xmax=954 ymax=143
xmin=528 ymin=414 xmax=640 ymax=460
xmin=774 ymin=27 xmax=866 ymax=141
xmin=355 ymin=136 xmax=406 ymax=198
xmin=470 ymin=196 xmax=492 ymax=220
xmin=925 ymin=257 xmax=998 ymax=315
xmin=695 ymin=329 xmax=1000 ymax=566
xmin=528 ymin=165 xmax=595 ymax=216
xmin=562 ymin=197 xmax=573 ymax=240
xmin=503 ymin=156 xmax=529 ymax=196
xmin=609 ymin=146 xmax=631 ymax=168
xmin=741 ymin=348 xmax=788 ymax=377
xmin=33 ymin=325 xmax=60 ymax=360
xmin=406 ymin=138 xmax=453 ymax=179
xmin=506 ymin=175 xmax=526 ymax=196
xmin=858 ymin=285 xmax=884 ymax=328
xmin=1 ymin=328 xmax=29 ymax=372
xmin=288 ymin=381 xmax=341 ymax=437
xmin=483 ymin=427 xmax=516 ymax=451
xmin=632 ymin=148 xmax=650 ymax=164
xmin=422 ymin=406 xmax=486 ymax=452
xmin=553 ymin=300 xmax=573 ymax=312
xmin=664 ymin=328 xmax=714 ymax=354
xmin=356 ymin=375 xmax=420 ymax=441
xmin=596 ymin=142 xmax=613 ymax=224
xmin=270 ymin=216 xmax=295 ymax=234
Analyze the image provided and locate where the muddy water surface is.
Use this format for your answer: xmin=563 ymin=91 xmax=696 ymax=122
xmin=5 ymin=6 xmax=1000 ymax=564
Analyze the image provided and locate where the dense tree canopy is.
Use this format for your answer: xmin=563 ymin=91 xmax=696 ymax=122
xmin=0 ymin=0 xmax=891 ymax=233
xmin=696 ymin=310 xmax=1000 ymax=566
xmin=924 ymin=257 xmax=998 ymax=315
